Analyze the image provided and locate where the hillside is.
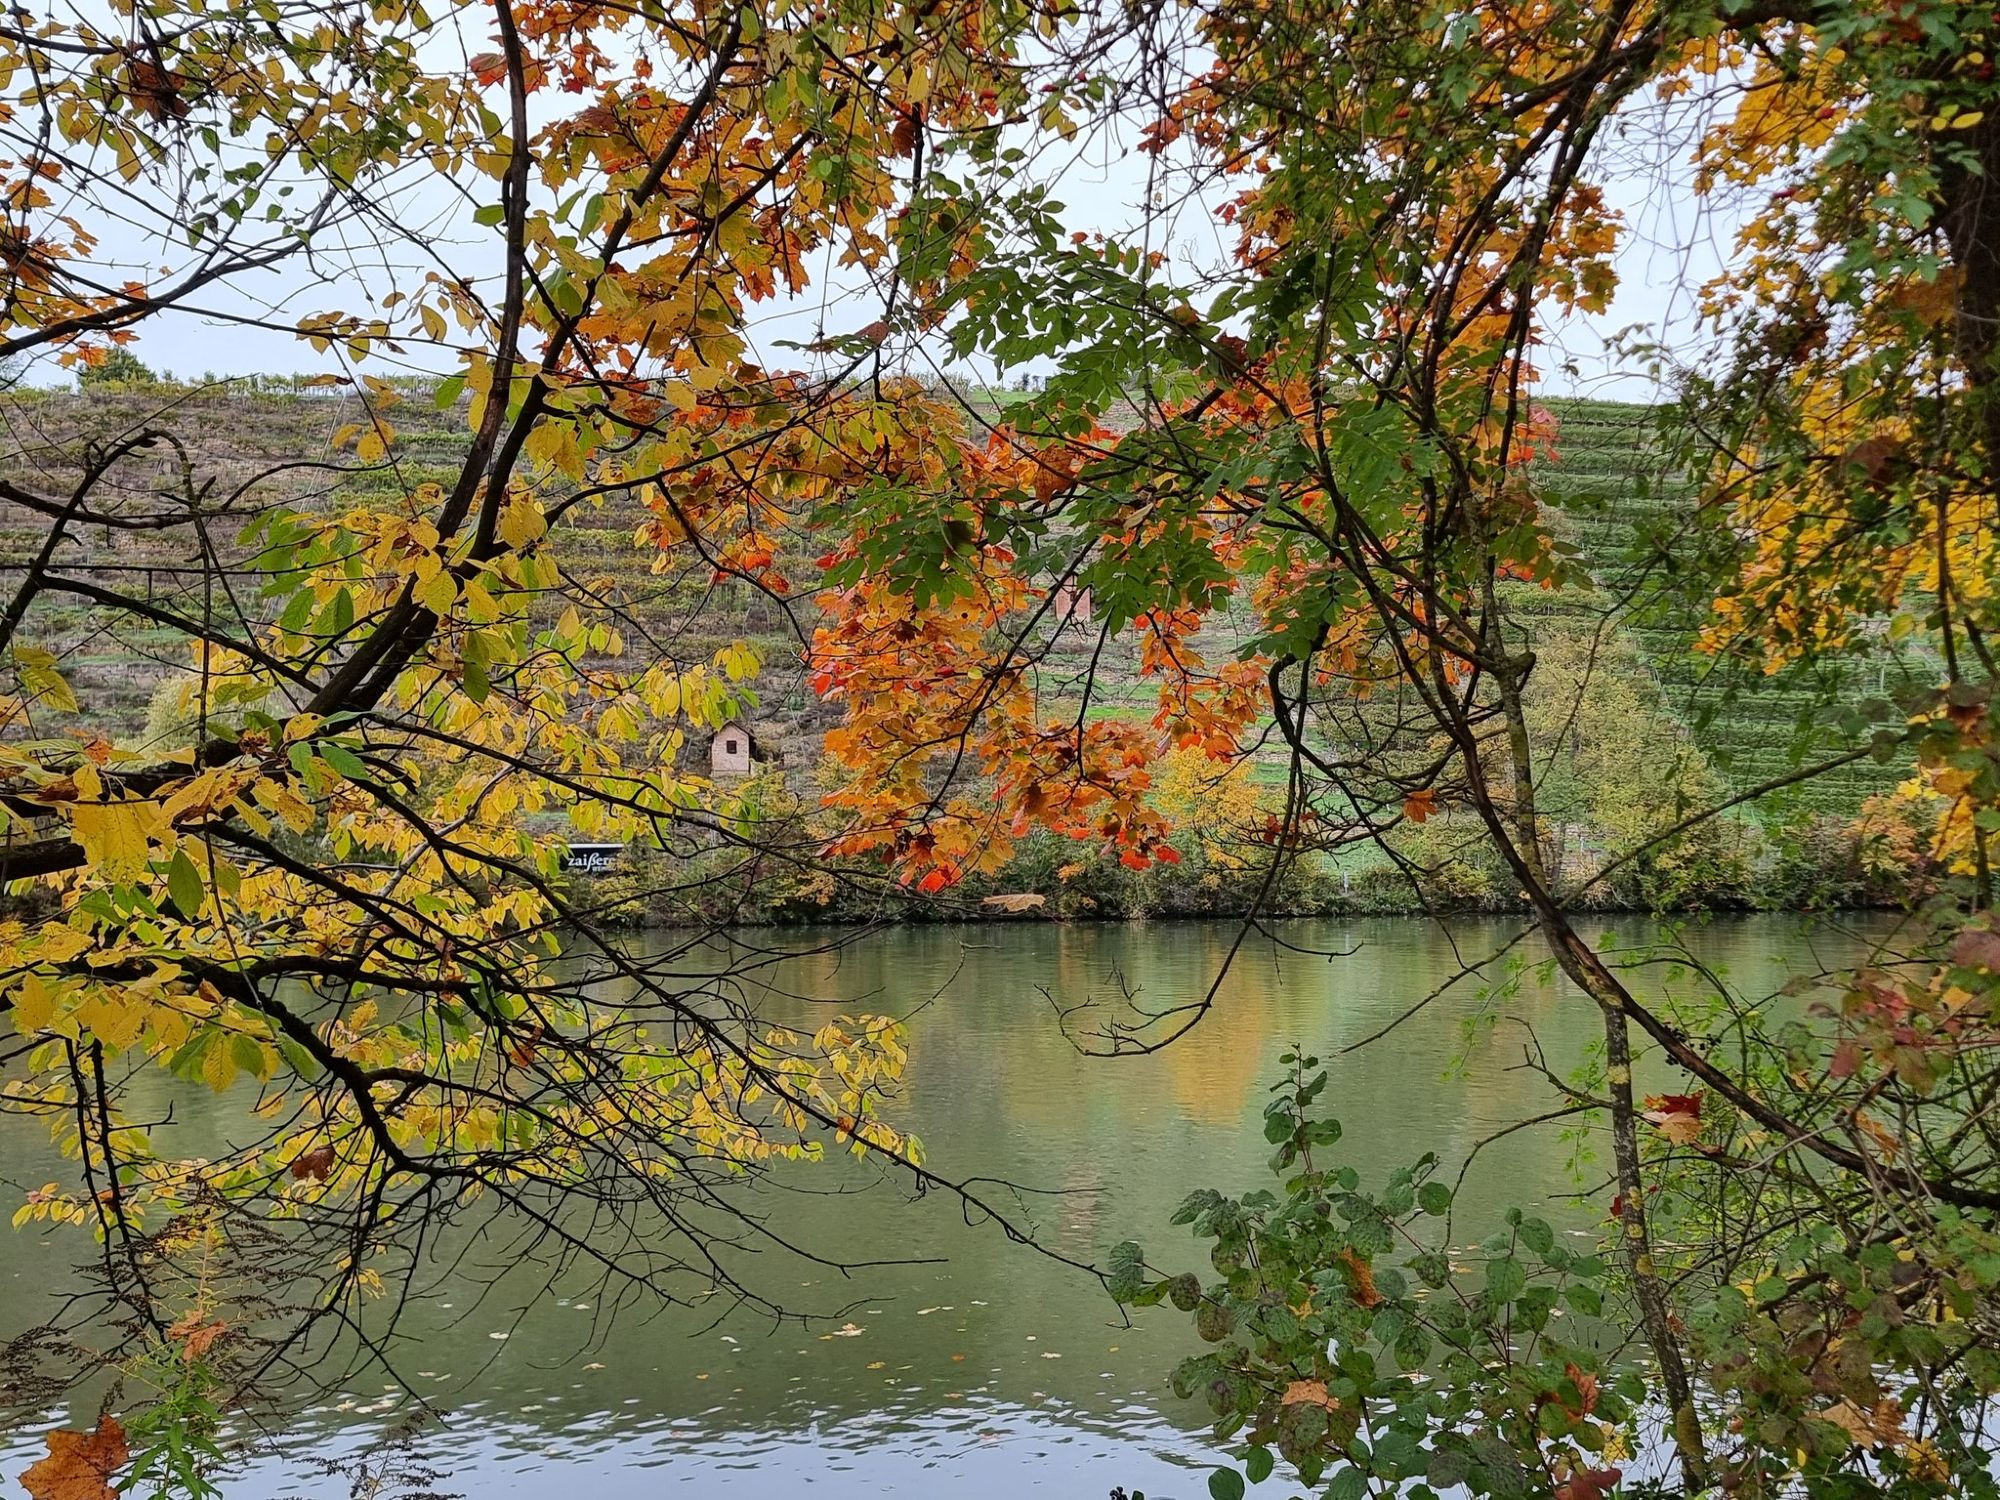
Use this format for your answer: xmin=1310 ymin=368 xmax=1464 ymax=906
xmin=0 ymin=386 xmax=1905 ymax=820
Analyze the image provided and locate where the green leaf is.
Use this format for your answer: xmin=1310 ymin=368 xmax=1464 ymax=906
xmin=1417 ymin=1182 xmax=1451 ymax=1216
xmin=319 ymin=742 xmax=367 ymax=781
xmin=276 ymin=1034 xmax=325 ymax=1082
xmin=1425 ymin=1442 xmax=1470 ymax=1489
xmin=1209 ymin=1467 xmax=1246 ymax=1500
xmin=1484 ymin=1256 xmax=1526 ymax=1305
xmin=1245 ymin=1446 xmax=1274 ymax=1485
xmin=167 ymin=849 xmax=205 ymax=918
xmin=1517 ymin=1217 xmax=1555 ymax=1258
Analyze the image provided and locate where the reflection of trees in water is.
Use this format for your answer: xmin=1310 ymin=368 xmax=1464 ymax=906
xmin=3 ymin=917 xmax=1875 ymax=1477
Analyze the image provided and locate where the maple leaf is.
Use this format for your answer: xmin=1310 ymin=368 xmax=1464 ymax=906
xmin=288 ymin=1144 xmax=336 ymax=1181
xmin=20 ymin=1416 xmax=127 ymax=1500
xmin=1401 ymin=788 xmax=1437 ymax=823
xmin=1641 ymin=1092 xmax=1704 ymax=1146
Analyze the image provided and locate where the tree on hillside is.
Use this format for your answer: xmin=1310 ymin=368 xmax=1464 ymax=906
xmin=74 ymin=348 xmax=158 ymax=389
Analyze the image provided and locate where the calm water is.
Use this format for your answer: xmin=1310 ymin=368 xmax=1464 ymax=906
xmin=1 ymin=916 xmax=1888 ymax=1498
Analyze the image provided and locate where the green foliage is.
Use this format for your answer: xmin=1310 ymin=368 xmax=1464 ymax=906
xmin=1115 ymin=1055 xmax=1636 ymax=1500
xmin=75 ymin=348 xmax=160 ymax=390
xmin=120 ymin=1346 xmax=226 ymax=1500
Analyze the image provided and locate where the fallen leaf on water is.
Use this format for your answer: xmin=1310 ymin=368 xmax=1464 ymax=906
xmin=829 ymin=1323 xmax=865 ymax=1337
xmin=487 ymin=1332 xmax=509 ymax=1341
xmin=583 ymin=1363 xmax=604 ymax=1371
xmin=980 ymin=892 xmax=1046 ymax=912
xmin=867 ymin=1361 xmax=887 ymax=1370
xmin=21 ymin=1416 xmax=127 ymax=1500
xmin=951 ymin=1354 xmax=966 ymax=1362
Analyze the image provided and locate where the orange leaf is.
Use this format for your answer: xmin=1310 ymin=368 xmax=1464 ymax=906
xmin=1402 ymin=788 xmax=1437 ymax=823
xmin=1338 ymin=1247 xmax=1383 ymax=1308
xmin=21 ymin=1417 xmax=127 ymax=1500
xmin=1280 ymin=1379 xmax=1340 ymax=1411
xmin=1554 ymin=1467 xmax=1622 ymax=1500
xmin=980 ymin=892 xmax=1046 ymax=913
xmin=1560 ymin=1362 xmax=1600 ymax=1420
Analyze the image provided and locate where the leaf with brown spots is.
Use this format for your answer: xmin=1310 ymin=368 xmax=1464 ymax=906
xmin=20 ymin=1416 xmax=127 ymax=1500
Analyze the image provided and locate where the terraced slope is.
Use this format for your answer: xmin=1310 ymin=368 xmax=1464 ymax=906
xmin=1537 ymin=397 xmax=1907 ymax=815
xmin=0 ymin=386 xmax=1912 ymax=817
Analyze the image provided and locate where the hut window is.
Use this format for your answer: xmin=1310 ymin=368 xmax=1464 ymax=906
xmin=725 ymin=738 xmax=739 ymax=754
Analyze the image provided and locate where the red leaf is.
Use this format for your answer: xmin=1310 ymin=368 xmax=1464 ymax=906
xmin=1642 ymin=1092 xmax=1704 ymax=1146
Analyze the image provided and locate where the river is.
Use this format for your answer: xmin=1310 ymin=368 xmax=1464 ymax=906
xmin=0 ymin=914 xmax=1892 ymax=1498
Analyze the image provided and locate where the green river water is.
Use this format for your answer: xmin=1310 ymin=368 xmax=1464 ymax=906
xmin=0 ymin=915 xmax=1890 ymax=1498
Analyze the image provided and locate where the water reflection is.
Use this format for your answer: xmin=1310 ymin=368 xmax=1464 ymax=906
xmin=2 ymin=915 xmax=1882 ymax=1497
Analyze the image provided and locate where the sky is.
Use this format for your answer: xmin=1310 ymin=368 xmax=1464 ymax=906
xmin=7 ymin=47 xmax=1744 ymax=406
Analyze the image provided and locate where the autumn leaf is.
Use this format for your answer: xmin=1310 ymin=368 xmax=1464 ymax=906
xmin=20 ymin=1416 xmax=127 ymax=1500
xmin=1337 ymin=1247 xmax=1383 ymax=1307
xmin=1401 ymin=788 xmax=1437 ymax=823
xmin=1641 ymin=1092 xmax=1704 ymax=1147
xmin=168 ymin=1310 xmax=227 ymax=1362
xmin=1279 ymin=1379 xmax=1340 ymax=1411
xmin=1559 ymin=1362 xmax=1600 ymax=1421
xmin=69 ymin=799 xmax=158 ymax=882
xmin=980 ymin=892 xmax=1046 ymax=912
xmin=289 ymin=1144 xmax=337 ymax=1182
xmin=1819 ymin=1397 xmax=1907 ymax=1450
xmin=1553 ymin=1466 xmax=1622 ymax=1500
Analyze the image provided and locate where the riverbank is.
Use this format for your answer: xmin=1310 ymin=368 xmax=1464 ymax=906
xmin=569 ymin=815 xmax=1922 ymax=929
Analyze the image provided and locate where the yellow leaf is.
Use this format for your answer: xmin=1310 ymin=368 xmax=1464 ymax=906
xmin=34 ymin=923 xmax=92 ymax=963
xmin=70 ymin=800 xmax=158 ymax=881
xmin=421 ymin=570 xmax=458 ymax=616
xmin=76 ymin=989 xmax=147 ymax=1051
xmin=499 ymin=495 xmax=546 ymax=549
xmin=13 ymin=973 xmax=57 ymax=1033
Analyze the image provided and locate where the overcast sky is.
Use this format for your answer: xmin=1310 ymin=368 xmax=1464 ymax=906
xmin=11 ymin=74 xmax=1739 ymax=406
